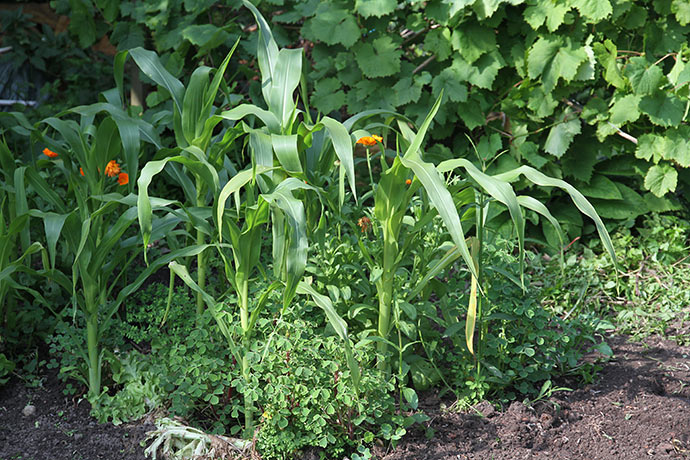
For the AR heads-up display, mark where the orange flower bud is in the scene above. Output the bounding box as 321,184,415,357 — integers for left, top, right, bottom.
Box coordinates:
105,160,121,177
80,168,85,176
43,148,58,158
357,216,372,233
355,135,383,146
406,179,412,185
117,172,129,185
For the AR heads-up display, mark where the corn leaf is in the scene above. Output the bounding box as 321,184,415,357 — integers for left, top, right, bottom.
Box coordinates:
493,165,617,269
438,158,525,287
398,92,479,281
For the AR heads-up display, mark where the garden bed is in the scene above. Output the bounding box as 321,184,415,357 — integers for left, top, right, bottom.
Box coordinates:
2,334,688,460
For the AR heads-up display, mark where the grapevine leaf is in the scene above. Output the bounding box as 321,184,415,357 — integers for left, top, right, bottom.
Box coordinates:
528,36,587,92
432,68,469,102
392,75,426,106
457,94,486,129
645,163,678,197
355,0,397,17
544,115,581,158
518,141,548,168
524,1,570,31
312,77,346,115
668,55,685,85
592,40,626,88
303,6,360,47
571,0,612,22
423,27,453,61
609,94,641,125
625,57,664,95
450,23,496,64
527,36,560,79
473,0,524,19
672,0,690,25
578,175,623,200
476,133,503,162
668,59,690,88
635,134,665,163
527,86,558,118
182,24,229,50
574,45,596,81
468,51,504,89
595,121,619,141
665,126,690,167
443,0,476,18
639,92,685,127
561,143,597,182
624,5,648,28
68,0,97,48
354,36,402,78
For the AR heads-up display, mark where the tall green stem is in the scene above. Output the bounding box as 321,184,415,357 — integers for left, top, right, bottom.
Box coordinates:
475,191,485,373
377,230,396,373
195,178,206,318
238,275,253,435
84,284,100,400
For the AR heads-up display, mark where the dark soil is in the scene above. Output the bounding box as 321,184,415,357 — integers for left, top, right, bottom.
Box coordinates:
0,371,152,460
382,335,690,460
1,334,688,460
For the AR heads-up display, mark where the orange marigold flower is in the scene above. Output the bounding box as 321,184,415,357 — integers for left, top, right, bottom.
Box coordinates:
43,148,58,158
79,168,85,176
357,216,372,233
355,135,383,146
405,179,412,185
105,160,121,177
117,172,129,185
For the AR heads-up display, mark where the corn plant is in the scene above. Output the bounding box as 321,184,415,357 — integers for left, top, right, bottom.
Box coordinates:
0,140,66,327
164,163,358,437
352,93,616,377
16,108,187,401
129,41,241,318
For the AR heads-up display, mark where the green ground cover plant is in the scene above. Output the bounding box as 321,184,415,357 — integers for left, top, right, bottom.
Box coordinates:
538,213,690,342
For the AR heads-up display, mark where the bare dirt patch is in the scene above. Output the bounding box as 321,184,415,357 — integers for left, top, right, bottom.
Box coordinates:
382,335,690,460
0,371,151,460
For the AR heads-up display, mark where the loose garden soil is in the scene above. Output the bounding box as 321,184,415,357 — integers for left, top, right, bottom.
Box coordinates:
1,334,688,460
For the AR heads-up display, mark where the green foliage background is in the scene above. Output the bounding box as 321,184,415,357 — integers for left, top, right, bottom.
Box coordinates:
44,0,690,245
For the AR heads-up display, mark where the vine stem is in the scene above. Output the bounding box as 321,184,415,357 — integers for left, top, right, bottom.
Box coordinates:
652,52,676,67
413,55,436,75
